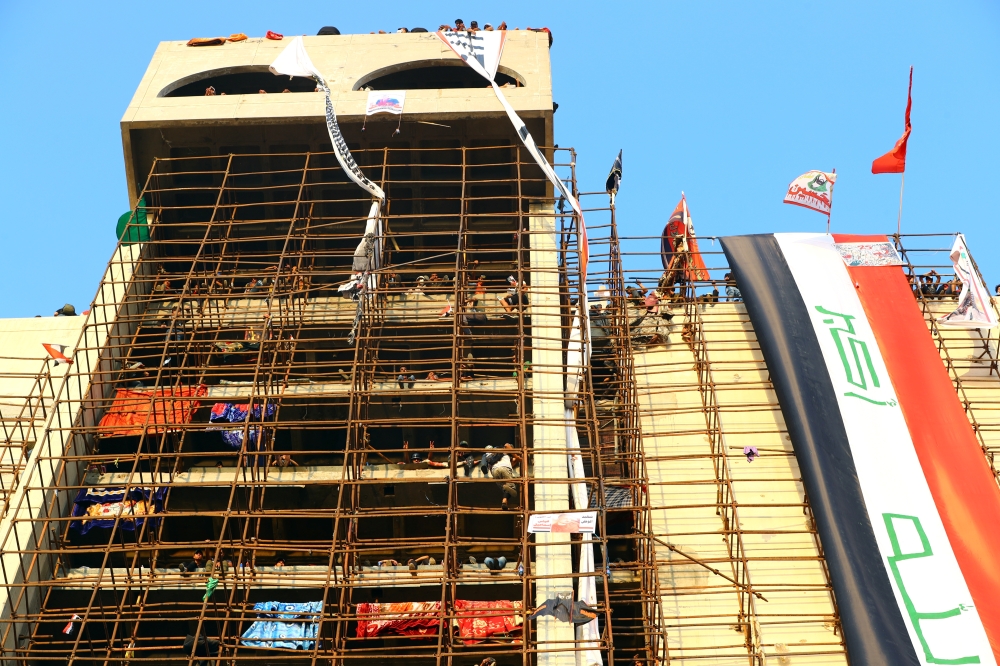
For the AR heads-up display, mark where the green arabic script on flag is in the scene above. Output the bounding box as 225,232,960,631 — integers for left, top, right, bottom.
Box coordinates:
815,306,896,406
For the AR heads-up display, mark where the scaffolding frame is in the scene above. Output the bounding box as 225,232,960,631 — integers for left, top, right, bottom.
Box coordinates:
0,146,665,666
0,357,61,518
611,230,1000,665
0,134,995,666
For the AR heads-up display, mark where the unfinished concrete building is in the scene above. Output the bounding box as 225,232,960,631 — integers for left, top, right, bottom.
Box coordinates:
0,27,998,666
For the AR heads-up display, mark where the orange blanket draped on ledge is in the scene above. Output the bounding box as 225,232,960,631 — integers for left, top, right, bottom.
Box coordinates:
98,386,207,437
453,600,523,645
355,602,441,639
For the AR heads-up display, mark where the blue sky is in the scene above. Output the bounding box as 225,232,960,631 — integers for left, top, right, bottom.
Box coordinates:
1,1,997,315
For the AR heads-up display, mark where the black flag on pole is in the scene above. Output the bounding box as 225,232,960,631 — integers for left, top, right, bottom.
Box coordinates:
605,150,623,196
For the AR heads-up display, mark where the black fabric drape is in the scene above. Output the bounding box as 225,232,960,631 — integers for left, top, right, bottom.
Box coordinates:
720,234,918,666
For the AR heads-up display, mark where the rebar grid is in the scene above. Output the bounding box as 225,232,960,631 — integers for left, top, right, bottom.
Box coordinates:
616,246,846,665
614,231,999,665
0,146,663,666
0,358,61,519
3,139,989,666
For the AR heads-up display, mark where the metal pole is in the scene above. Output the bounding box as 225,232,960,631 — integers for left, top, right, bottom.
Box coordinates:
897,172,906,236
828,168,836,235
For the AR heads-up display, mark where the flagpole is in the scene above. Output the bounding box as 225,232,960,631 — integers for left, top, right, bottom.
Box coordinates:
681,191,687,243
897,172,905,237
828,168,835,235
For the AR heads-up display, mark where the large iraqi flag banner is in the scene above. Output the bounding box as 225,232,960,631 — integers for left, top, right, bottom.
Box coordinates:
721,233,1000,666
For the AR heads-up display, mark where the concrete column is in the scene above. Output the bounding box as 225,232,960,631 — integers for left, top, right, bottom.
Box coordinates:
529,203,575,666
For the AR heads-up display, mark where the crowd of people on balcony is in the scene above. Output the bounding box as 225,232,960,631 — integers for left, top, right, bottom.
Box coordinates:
910,269,962,299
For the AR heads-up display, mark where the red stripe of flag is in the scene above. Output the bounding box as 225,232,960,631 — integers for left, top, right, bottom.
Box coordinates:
835,233,1000,657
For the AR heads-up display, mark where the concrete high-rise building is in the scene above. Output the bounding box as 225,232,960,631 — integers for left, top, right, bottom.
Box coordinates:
0,27,997,666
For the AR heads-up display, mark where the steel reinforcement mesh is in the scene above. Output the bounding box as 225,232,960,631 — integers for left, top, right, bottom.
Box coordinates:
0,146,666,666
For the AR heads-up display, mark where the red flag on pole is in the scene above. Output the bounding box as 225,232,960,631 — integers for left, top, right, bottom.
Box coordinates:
872,67,913,174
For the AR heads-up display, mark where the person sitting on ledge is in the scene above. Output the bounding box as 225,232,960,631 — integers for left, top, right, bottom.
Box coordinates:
499,276,529,317
407,276,427,295
484,556,507,573
723,273,742,302
397,366,415,389
407,555,435,574
466,554,507,572
273,454,299,468
180,549,205,574
458,441,478,477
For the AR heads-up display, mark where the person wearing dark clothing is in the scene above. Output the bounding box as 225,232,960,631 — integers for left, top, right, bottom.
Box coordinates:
468,554,506,570
462,298,488,324
499,276,529,316
484,556,507,572
920,270,941,298
938,276,959,298
625,285,646,306
459,441,477,477
182,634,219,666
54,304,77,316
179,549,205,574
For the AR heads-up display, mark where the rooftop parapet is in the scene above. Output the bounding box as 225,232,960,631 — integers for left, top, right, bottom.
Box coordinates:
121,32,554,203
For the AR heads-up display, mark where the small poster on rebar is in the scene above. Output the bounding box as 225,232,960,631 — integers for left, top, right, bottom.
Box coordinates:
527,511,597,534
366,90,406,115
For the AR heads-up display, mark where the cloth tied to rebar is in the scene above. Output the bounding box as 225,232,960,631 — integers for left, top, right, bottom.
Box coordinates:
270,38,385,346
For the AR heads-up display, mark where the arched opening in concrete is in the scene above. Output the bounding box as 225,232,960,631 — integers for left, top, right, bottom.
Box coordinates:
355,60,523,91
159,66,316,97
